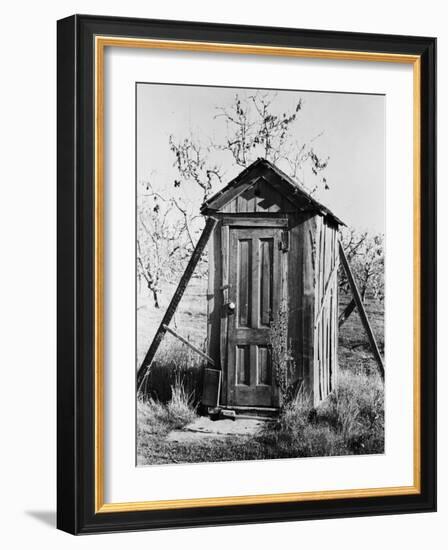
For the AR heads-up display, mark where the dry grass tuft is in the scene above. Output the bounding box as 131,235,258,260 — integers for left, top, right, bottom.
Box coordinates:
138,375,197,438
272,368,384,457
138,336,205,405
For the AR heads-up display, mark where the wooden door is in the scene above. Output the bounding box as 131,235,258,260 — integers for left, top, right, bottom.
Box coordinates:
226,227,282,408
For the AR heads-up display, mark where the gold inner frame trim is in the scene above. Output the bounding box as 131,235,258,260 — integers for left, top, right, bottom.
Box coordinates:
94,35,421,514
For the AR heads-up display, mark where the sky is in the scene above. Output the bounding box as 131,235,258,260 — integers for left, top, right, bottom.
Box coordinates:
137,83,385,234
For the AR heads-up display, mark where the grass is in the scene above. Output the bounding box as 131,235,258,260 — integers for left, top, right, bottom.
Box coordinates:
137,277,208,367
338,293,385,377
137,369,383,465
138,382,196,431
137,283,385,465
137,376,197,465
139,338,205,405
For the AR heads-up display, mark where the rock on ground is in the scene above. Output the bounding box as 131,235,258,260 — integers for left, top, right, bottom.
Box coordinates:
166,416,268,443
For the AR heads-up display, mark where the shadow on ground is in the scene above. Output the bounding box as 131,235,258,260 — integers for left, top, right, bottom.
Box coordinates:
26,510,56,528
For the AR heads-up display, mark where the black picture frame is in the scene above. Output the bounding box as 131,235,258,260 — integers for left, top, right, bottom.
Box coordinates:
57,14,436,535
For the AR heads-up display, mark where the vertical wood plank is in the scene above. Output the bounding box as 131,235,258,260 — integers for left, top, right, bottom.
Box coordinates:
328,298,331,395
288,214,316,396
207,224,224,369
252,236,259,333
320,220,326,303
221,224,230,403
246,192,256,212
325,321,328,398
333,234,339,389
325,311,329,397
237,195,246,213
327,289,333,393
322,312,326,399
312,221,342,401
332,286,337,390
288,216,302,382
313,216,322,405
272,231,281,323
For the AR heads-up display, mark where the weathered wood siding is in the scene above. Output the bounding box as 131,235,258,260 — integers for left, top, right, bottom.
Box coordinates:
206,221,222,367
209,213,339,408
287,213,317,395
221,177,297,214
312,217,339,405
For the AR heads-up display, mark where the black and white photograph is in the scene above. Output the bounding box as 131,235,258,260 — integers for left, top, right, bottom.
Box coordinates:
136,83,386,466
0,0,440,543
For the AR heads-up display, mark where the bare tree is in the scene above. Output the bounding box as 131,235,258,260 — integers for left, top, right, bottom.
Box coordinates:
170,91,330,198
339,228,384,326
137,181,193,308
139,90,332,308
215,92,299,167
169,135,223,202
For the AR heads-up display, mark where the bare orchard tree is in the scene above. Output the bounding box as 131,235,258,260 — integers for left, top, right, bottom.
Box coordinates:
139,91,331,309
338,228,385,326
137,180,194,308
169,91,330,202
214,92,302,168
169,134,223,202
216,92,329,193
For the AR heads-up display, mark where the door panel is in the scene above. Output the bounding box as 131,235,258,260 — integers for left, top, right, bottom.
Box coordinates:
236,345,250,385
237,239,252,327
259,238,274,326
257,346,271,385
227,227,282,408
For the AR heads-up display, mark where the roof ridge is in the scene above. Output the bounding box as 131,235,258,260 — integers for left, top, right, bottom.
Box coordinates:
200,158,344,225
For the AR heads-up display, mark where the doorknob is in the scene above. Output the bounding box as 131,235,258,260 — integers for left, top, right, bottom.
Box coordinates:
227,302,236,313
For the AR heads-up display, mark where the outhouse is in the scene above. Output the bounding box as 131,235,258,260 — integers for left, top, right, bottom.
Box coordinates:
201,158,344,410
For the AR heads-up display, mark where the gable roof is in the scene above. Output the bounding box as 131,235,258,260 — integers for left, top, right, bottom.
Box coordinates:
200,158,344,226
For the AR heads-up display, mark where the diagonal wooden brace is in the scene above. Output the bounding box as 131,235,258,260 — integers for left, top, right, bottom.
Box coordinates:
338,240,385,380
137,217,217,393
162,324,215,366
